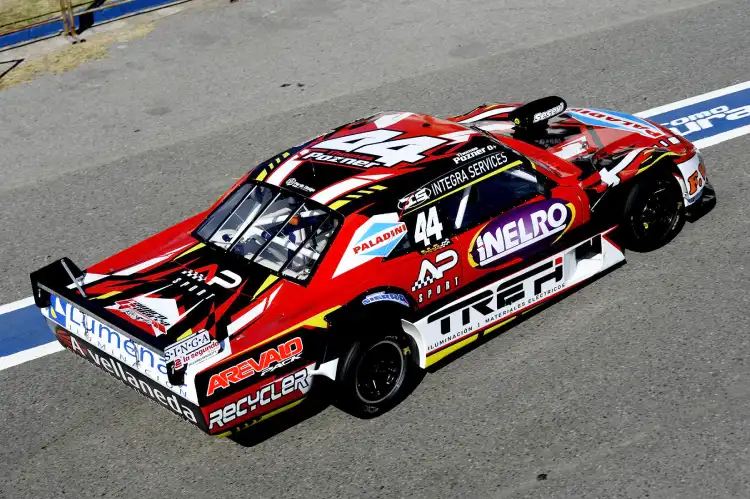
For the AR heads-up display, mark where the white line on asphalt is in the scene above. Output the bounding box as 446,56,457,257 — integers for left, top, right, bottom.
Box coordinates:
0,341,64,371
635,81,750,118
0,296,35,315
694,124,750,149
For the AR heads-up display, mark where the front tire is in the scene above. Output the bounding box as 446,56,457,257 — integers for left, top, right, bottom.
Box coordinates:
621,174,685,252
336,330,418,418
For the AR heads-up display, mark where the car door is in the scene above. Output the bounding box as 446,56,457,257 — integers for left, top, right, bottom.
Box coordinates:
447,161,579,285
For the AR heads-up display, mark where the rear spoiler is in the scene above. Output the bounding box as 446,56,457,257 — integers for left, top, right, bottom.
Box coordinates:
30,258,171,356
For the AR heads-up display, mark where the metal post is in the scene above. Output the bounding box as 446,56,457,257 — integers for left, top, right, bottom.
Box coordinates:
58,0,79,39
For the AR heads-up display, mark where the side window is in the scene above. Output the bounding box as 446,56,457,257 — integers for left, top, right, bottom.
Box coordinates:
455,165,543,230
391,193,466,257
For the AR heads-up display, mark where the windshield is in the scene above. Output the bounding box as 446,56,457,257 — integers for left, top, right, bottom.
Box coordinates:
195,182,341,282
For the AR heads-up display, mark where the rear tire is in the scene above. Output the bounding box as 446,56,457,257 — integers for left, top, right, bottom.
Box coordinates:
335,328,418,418
621,174,685,252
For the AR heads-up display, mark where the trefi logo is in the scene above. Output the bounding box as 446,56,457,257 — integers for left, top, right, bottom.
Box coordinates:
469,199,574,268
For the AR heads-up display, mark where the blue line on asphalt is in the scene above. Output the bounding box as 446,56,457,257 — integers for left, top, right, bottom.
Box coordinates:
0,305,53,357
644,87,750,143
1,81,750,369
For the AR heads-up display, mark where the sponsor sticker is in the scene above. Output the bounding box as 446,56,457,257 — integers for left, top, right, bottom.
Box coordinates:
333,213,408,277
165,330,220,370
469,199,573,268
568,108,666,138
533,102,565,123
207,366,312,431
352,222,408,257
362,292,410,307
421,256,565,352
285,177,316,193
206,337,303,396
108,298,171,336
43,295,179,390
55,328,201,426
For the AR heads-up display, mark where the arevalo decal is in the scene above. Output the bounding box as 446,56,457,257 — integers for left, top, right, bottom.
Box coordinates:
468,199,575,268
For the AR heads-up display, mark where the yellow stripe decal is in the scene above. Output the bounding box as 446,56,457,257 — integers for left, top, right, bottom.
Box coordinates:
174,242,205,260
252,275,279,299
282,152,290,158
256,169,268,181
176,329,193,341
425,334,478,367
345,194,362,199
358,189,373,195
242,306,342,355
483,316,516,336
254,398,304,424
637,152,679,174
328,199,350,211
369,185,387,191
92,291,121,300
405,160,523,215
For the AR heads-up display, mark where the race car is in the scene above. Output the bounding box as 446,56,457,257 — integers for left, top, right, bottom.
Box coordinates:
31,96,715,436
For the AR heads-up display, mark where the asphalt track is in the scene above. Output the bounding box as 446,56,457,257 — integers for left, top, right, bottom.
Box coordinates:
1,0,750,497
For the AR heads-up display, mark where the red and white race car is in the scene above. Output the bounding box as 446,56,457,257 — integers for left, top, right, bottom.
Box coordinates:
31,97,715,436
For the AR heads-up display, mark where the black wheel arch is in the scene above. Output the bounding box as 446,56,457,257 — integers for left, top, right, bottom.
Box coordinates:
588,153,684,225
323,286,418,365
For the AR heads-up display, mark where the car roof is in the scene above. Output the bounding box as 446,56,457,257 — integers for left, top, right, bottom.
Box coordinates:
247,112,532,217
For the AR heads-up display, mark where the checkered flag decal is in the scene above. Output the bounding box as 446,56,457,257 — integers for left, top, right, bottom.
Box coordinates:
412,275,435,292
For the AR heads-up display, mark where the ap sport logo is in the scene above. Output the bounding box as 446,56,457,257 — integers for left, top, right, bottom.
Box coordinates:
568,108,666,138
469,199,574,268
334,213,408,277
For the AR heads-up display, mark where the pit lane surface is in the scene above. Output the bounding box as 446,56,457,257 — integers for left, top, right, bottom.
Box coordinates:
2,0,749,497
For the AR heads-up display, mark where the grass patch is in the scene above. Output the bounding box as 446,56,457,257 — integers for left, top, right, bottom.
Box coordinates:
0,0,69,30
0,22,154,90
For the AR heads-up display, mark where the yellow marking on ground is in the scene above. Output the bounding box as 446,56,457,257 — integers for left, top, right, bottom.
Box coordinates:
425,334,478,367
92,291,121,300
174,242,205,260
328,199,351,211
252,275,279,299
405,160,523,215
